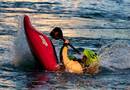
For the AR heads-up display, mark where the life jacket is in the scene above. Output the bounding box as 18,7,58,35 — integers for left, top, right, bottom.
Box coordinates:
60,45,83,74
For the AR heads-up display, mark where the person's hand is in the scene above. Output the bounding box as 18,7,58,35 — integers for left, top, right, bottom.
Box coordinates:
64,39,70,44
56,64,65,72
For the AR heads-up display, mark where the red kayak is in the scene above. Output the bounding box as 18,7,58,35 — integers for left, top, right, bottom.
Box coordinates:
24,15,59,71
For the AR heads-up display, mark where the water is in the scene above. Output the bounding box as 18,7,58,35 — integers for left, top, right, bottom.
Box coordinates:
0,0,130,89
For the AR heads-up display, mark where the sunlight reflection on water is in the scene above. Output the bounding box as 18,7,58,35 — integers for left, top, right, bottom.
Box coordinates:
0,0,130,89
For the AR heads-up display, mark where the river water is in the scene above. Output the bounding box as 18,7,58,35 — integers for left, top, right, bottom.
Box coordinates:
0,0,130,89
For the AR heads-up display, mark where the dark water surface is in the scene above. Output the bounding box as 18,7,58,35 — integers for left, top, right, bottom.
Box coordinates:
0,0,130,89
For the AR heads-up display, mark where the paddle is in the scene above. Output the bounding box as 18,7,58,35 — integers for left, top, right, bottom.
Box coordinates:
50,27,81,54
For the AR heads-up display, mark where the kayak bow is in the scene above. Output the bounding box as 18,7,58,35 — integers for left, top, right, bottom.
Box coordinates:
24,15,59,71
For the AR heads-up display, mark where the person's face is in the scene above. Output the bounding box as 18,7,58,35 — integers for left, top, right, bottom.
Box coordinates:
53,32,58,39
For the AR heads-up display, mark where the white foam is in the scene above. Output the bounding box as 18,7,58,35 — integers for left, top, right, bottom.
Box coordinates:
99,40,130,70
12,16,34,67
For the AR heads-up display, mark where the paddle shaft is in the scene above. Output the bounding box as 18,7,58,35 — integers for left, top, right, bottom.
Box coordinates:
62,38,81,55
50,27,81,54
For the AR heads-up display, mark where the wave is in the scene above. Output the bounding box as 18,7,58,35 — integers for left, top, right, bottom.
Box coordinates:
10,16,38,71
99,40,130,71
1,1,130,21
1,1,130,30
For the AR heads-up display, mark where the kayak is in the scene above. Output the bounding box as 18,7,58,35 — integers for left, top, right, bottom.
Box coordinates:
60,46,83,74
60,45,100,74
24,15,59,71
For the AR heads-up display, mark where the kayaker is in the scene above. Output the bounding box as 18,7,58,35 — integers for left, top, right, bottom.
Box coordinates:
50,27,100,74
61,39,100,74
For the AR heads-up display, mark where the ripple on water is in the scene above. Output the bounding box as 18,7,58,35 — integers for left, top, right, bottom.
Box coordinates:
0,0,130,89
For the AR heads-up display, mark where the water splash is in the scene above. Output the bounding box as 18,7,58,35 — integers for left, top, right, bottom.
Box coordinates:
99,40,130,70
12,16,36,70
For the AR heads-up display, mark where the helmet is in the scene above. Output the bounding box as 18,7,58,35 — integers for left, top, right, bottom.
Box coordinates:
82,49,98,66
50,27,63,40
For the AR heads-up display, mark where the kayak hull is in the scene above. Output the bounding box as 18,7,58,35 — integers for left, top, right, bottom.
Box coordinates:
24,15,59,71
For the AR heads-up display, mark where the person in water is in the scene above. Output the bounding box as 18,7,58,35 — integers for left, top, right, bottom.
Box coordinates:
50,27,100,74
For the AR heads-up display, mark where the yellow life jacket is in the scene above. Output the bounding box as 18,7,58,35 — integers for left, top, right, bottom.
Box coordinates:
61,46,83,74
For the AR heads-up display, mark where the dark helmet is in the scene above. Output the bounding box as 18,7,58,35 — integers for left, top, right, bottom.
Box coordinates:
50,27,63,40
